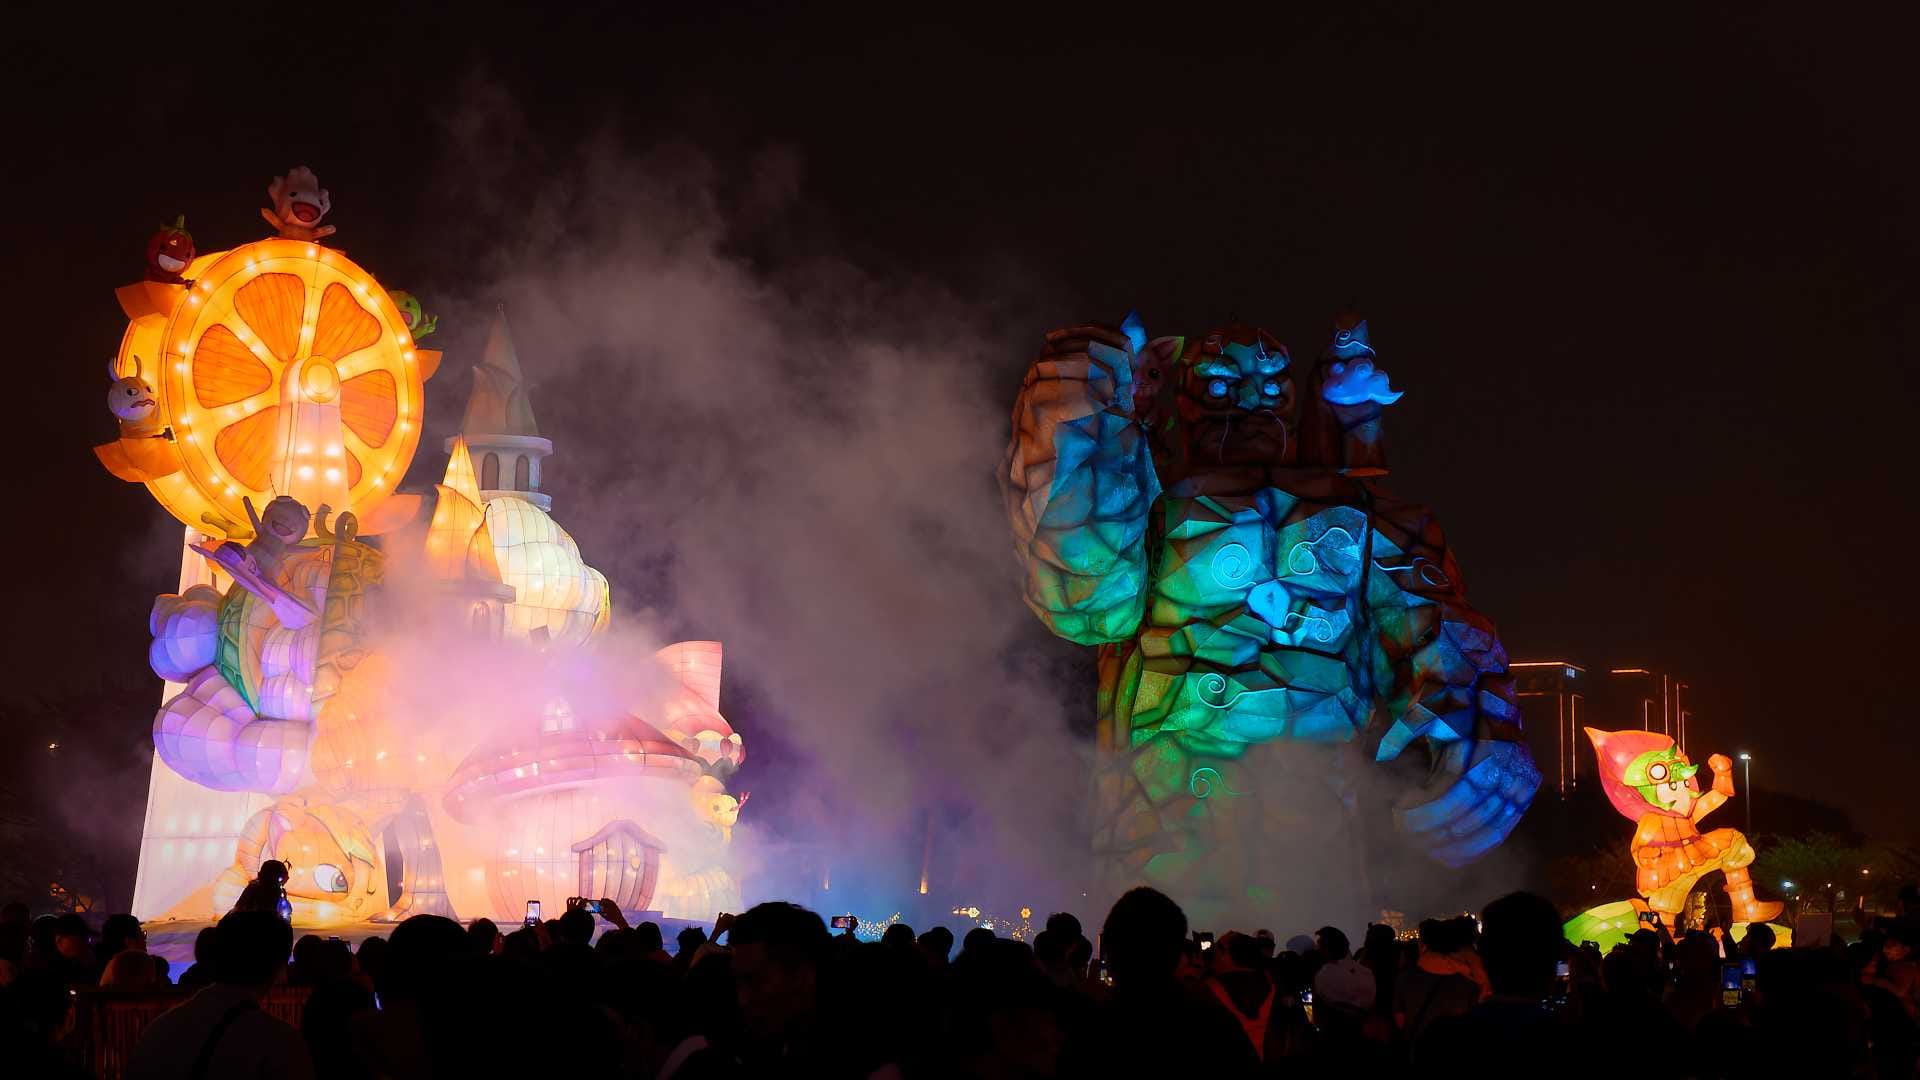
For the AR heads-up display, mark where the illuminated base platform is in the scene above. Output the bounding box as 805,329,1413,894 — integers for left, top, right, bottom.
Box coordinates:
1561,899,1792,954
143,914,714,969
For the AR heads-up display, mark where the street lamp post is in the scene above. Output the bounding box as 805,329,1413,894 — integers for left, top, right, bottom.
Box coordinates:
1738,752,1752,834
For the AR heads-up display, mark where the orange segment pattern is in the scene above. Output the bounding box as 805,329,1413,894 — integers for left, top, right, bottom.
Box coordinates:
192,325,273,409
233,272,305,362
340,370,398,447
213,406,281,492
314,283,382,362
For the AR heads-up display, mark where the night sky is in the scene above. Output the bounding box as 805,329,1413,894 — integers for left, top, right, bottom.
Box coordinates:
5,0,1914,896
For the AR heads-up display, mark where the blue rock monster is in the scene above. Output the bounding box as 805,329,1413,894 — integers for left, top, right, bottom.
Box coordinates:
1003,313,1539,924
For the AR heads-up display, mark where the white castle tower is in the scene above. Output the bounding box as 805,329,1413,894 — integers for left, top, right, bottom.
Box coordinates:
446,307,608,646
449,306,555,510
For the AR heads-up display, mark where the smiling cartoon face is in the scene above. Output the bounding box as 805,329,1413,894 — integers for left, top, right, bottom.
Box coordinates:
260,496,311,542
145,218,195,282
282,167,331,225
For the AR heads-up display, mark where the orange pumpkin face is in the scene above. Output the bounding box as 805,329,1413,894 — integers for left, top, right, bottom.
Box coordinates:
145,219,196,283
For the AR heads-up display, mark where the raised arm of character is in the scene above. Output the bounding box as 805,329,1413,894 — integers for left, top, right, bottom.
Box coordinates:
1001,322,1160,645
1693,753,1734,824
1366,497,1541,865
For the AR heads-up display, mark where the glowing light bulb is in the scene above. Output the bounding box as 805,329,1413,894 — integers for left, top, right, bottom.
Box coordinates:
298,465,314,479
324,467,341,482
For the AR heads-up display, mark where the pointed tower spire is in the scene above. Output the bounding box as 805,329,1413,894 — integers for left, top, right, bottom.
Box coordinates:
447,304,556,510
426,438,503,584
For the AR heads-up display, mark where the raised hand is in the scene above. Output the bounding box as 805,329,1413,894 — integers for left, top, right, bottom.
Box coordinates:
1397,739,1541,867
1002,323,1161,645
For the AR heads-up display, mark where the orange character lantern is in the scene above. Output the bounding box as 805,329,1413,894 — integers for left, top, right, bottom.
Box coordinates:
1585,727,1782,925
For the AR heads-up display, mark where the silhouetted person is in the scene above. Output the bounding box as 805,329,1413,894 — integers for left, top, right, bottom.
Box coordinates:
951,934,1063,1076
126,909,311,1080
1742,922,1775,960
177,926,219,988
880,921,917,954
353,914,495,1077
42,913,97,987
1312,925,1375,1014
467,916,501,956
1063,886,1258,1078
230,860,287,915
1046,911,1083,943
633,920,672,965
1418,891,1572,1076
98,913,147,968
301,972,375,1080
100,949,161,989
0,968,90,1079
354,934,388,990
962,925,996,957
1395,918,1481,1045
918,926,954,969
729,900,844,1072
1357,922,1400,1014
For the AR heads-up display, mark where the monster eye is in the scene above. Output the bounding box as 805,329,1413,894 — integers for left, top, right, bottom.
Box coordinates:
313,863,348,893
1207,378,1229,398
1262,380,1281,397
1647,762,1669,782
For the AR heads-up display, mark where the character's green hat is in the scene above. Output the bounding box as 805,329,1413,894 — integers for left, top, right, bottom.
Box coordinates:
1624,746,1698,806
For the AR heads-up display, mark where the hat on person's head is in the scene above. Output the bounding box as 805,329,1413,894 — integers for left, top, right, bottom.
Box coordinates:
1285,933,1316,955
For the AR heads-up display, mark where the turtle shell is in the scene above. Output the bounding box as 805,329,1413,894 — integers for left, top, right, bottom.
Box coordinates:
215,538,385,718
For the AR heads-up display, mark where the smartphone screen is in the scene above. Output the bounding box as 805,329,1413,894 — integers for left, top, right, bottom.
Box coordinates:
584,900,602,914
1195,931,1214,951
524,900,541,926
830,914,856,930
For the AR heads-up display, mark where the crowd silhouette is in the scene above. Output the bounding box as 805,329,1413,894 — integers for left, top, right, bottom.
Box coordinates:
0,880,1916,1078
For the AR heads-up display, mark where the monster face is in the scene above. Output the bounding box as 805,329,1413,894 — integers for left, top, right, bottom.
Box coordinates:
1167,326,1297,467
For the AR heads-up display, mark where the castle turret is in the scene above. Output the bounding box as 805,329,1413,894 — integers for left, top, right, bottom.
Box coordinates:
447,306,554,510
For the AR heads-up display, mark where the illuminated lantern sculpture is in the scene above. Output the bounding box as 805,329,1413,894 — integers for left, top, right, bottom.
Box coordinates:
145,216,195,284
1003,313,1539,924
1584,728,1783,927
99,235,440,534
122,177,750,928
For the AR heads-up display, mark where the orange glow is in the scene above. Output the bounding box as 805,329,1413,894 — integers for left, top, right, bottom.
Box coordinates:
104,238,431,536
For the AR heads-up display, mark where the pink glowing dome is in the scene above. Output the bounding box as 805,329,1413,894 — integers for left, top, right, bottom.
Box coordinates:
443,714,705,824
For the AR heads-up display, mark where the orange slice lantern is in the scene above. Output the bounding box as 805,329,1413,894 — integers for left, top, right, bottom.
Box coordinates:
111,239,439,536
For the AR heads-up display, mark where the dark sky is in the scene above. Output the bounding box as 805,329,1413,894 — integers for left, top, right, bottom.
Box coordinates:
5,0,1914,852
